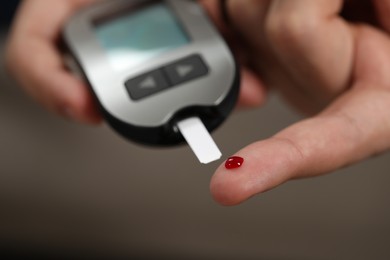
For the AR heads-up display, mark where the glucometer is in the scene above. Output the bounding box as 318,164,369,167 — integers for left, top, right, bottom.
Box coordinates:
63,0,239,164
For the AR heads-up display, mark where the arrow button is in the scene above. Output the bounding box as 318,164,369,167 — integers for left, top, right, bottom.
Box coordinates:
139,76,157,89
177,65,194,78
164,55,209,86
125,69,170,101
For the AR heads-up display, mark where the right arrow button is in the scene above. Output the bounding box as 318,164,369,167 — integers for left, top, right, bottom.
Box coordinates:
177,65,194,78
164,55,209,86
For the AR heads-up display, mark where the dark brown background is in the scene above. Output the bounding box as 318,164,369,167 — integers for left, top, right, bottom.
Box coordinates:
1,18,390,259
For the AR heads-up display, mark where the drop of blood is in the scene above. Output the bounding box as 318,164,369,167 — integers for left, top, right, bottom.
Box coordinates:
225,156,244,169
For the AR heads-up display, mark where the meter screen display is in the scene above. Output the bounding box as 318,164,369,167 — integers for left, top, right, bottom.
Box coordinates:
95,3,190,71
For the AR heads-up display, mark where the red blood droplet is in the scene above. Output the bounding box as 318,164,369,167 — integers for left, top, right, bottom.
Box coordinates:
225,156,244,170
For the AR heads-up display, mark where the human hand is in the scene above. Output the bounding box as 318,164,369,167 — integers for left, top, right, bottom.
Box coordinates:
5,0,267,124
204,0,390,205
5,0,102,124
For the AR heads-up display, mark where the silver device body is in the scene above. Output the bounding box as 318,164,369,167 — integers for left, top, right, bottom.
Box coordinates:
63,0,239,146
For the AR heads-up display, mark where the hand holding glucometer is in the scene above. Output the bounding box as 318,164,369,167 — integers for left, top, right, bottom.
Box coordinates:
9,0,385,206
63,0,240,164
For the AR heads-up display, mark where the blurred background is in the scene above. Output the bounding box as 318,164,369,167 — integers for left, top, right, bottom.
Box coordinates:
1,1,390,259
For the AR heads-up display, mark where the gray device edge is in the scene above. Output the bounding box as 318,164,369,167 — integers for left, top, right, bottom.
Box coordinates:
63,0,237,128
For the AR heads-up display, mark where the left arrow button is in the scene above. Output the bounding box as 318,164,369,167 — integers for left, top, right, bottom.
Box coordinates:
139,76,157,89
125,70,170,101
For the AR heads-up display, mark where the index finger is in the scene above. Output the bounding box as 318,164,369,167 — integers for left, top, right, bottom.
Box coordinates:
210,27,390,206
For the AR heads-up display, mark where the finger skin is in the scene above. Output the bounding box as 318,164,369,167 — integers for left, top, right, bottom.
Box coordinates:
211,26,390,206
226,0,322,114
199,0,268,108
212,87,390,206
373,0,390,32
237,69,267,108
5,0,101,124
266,0,354,105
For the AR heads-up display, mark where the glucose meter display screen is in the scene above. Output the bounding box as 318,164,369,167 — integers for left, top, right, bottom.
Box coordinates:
95,3,189,71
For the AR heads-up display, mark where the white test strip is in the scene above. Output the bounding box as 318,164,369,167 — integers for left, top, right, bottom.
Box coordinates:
177,117,222,164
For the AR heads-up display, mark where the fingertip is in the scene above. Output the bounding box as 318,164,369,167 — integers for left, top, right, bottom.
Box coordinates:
59,81,103,125
59,102,102,125
210,140,298,205
210,171,252,206
210,151,262,206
